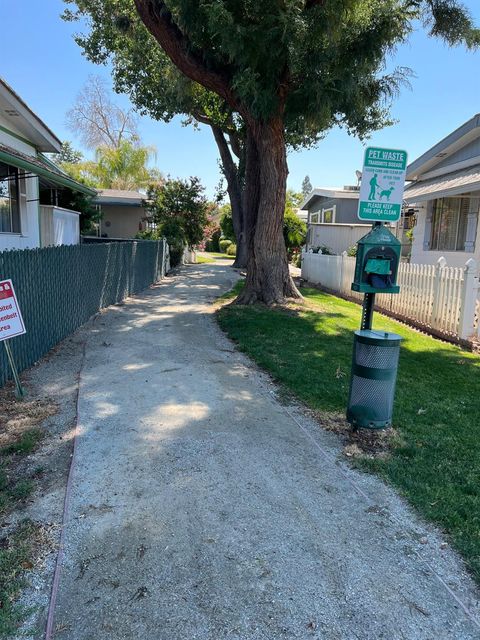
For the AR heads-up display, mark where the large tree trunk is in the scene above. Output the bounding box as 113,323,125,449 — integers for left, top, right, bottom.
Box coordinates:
210,125,247,268
240,127,260,268
133,1,298,304
236,118,301,305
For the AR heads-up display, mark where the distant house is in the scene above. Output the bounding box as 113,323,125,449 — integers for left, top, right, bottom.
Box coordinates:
404,114,480,268
0,78,95,251
94,189,151,239
301,186,371,254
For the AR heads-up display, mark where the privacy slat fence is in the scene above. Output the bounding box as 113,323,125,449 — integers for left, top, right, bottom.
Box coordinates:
302,251,480,342
0,239,168,386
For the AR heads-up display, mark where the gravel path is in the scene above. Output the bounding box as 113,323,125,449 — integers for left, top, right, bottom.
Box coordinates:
51,262,480,639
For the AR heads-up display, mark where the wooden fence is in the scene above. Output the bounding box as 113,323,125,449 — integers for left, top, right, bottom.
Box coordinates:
302,251,480,341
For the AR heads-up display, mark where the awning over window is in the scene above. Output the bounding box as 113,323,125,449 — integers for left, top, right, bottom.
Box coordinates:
404,165,480,203
0,143,97,197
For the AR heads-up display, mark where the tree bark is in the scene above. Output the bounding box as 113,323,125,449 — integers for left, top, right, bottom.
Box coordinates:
240,127,260,269
236,118,301,305
210,125,247,269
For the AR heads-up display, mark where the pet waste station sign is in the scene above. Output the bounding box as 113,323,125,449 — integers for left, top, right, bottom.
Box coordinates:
0,280,25,341
358,147,408,223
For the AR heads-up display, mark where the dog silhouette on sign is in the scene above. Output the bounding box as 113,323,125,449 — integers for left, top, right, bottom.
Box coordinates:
379,186,394,201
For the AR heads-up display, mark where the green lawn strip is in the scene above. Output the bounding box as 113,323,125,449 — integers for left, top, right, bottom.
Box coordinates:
196,255,216,264
204,252,235,259
217,285,480,582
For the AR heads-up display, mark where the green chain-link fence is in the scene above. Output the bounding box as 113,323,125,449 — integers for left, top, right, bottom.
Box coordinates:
0,239,168,386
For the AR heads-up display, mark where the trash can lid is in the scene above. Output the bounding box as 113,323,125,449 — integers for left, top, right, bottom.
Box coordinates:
354,329,403,345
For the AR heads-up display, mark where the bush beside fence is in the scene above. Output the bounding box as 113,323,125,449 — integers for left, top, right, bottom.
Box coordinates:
0,239,168,386
302,250,480,342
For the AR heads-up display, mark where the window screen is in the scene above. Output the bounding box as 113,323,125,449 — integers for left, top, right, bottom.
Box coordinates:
0,162,21,233
430,197,469,251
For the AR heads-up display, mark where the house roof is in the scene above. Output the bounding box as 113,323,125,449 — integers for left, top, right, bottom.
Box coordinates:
300,187,360,210
406,113,480,181
403,164,480,203
94,189,146,206
0,78,62,153
0,143,97,197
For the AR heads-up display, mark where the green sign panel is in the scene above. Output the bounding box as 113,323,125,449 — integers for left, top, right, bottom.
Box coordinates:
358,147,408,222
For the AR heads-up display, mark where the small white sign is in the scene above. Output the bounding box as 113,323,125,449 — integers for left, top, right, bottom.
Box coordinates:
0,279,26,341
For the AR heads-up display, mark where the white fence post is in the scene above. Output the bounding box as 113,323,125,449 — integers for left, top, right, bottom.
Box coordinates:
431,256,447,329
341,251,347,295
300,251,478,341
458,258,478,340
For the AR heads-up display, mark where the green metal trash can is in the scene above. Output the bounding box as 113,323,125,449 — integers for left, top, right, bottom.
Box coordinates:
347,330,402,429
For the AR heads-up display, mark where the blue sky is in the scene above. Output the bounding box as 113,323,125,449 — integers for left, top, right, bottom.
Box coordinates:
2,1,480,197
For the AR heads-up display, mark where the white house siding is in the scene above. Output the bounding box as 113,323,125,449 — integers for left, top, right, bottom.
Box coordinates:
0,114,41,250
434,137,480,171
410,200,480,269
308,223,372,254
0,113,37,156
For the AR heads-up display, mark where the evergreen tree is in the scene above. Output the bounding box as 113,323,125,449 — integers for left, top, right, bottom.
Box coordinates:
302,176,313,199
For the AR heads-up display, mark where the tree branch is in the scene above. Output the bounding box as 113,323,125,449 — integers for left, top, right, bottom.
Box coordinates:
133,0,243,114
191,110,214,127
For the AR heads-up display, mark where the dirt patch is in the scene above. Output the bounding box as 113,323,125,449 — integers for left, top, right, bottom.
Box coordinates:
0,332,87,639
0,389,58,449
309,409,403,459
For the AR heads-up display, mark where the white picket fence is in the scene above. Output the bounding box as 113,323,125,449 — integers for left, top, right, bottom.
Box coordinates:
301,251,480,341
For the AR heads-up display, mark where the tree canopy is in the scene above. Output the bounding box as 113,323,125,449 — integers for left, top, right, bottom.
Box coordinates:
130,1,478,133
64,0,479,304
59,139,161,190
146,176,209,248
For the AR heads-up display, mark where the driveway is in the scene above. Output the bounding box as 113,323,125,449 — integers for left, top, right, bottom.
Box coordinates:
51,262,480,639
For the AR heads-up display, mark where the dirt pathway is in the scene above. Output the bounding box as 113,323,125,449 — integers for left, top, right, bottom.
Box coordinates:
50,262,480,639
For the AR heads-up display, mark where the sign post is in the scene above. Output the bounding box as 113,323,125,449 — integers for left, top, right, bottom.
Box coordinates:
0,279,26,398
358,147,408,223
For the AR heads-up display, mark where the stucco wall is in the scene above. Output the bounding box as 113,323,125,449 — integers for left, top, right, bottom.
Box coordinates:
100,205,146,239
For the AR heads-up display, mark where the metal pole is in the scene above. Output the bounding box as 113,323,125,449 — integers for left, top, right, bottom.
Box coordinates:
3,340,26,399
359,221,382,331
361,292,376,330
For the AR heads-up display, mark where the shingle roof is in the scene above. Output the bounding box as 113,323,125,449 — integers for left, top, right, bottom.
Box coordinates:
404,165,480,203
97,189,145,200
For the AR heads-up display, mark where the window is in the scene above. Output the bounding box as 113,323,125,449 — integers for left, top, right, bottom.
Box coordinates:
310,206,336,224
321,207,335,223
430,197,469,251
0,162,21,233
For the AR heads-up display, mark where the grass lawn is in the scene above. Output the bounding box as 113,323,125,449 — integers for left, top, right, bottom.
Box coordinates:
196,254,216,264
205,251,235,259
217,283,480,582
